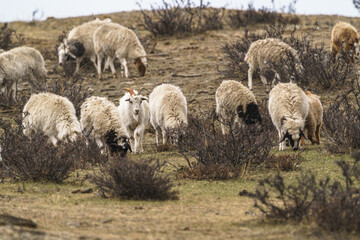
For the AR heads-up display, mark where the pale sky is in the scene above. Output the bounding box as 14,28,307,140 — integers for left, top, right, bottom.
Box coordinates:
0,0,359,22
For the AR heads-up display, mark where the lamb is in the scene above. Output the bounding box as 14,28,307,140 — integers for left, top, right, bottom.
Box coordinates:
300,91,323,146
118,88,150,153
0,46,46,105
22,92,81,146
149,84,187,145
215,80,262,134
330,21,359,63
268,82,309,151
80,96,131,155
244,38,303,91
58,18,112,74
93,22,147,79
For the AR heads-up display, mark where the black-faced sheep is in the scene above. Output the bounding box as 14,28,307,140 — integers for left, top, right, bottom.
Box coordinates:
268,82,309,151
149,84,187,145
22,92,81,146
330,21,359,63
244,38,303,91
215,80,262,134
118,88,150,153
93,22,147,79
0,46,46,105
80,96,131,155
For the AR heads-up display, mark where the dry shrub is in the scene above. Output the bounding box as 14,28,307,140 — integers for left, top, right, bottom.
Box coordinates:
92,158,178,200
265,154,301,171
227,4,298,29
248,154,360,233
0,23,24,50
199,7,225,32
176,107,275,180
323,81,360,153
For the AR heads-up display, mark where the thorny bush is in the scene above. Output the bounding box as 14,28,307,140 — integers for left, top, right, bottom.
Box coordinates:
323,80,360,153
0,23,24,50
92,157,179,200
247,153,360,233
176,107,275,180
0,117,106,183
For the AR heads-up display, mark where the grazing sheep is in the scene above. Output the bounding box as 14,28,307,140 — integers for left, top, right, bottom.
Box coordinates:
0,46,46,105
80,96,131,155
268,82,309,151
300,91,323,146
149,84,187,145
245,38,303,90
93,22,147,79
22,92,81,146
58,18,112,73
330,21,359,63
118,88,150,153
215,80,262,134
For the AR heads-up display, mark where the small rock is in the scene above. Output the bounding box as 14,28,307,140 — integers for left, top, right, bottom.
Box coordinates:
239,189,248,196
183,226,190,231
102,218,114,224
134,206,144,210
245,211,256,216
71,188,93,194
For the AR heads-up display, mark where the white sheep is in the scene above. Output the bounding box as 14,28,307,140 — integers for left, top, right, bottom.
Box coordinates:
268,82,309,151
22,92,81,146
80,96,131,155
93,22,147,79
215,80,262,134
330,21,359,63
149,84,187,145
58,18,112,74
0,46,46,105
118,88,150,153
244,38,303,90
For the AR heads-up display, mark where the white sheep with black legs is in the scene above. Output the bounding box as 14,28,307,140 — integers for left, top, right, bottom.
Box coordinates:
80,96,131,155
22,93,81,146
268,82,309,151
149,84,187,145
245,38,303,91
93,22,147,79
58,18,112,74
118,88,150,153
215,80,262,134
0,46,46,105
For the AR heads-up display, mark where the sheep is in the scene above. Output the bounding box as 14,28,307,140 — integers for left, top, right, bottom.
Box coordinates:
93,22,147,79
0,46,46,105
268,82,309,151
58,18,112,74
244,38,303,91
80,96,131,155
330,21,359,63
300,91,323,146
149,84,187,145
22,92,81,146
215,80,262,134
118,88,150,153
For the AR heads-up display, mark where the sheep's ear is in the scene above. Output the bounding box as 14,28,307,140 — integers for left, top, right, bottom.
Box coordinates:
125,98,130,102
237,105,244,117
141,96,148,101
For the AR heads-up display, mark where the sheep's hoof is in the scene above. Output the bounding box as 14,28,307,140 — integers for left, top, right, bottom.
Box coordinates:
113,73,118,78
98,74,103,80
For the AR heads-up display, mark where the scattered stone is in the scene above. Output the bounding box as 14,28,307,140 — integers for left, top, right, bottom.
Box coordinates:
183,226,190,231
134,206,144,210
0,214,37,228
102,218,114,224
239,189,249,196
71,188,93,194
245,211,256,216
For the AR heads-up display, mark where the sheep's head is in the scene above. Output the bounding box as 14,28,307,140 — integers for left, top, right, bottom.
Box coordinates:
237,102,262,125
134,57,147,76
123,88,148,118
168,120,187,144
58,39,85,65
348,37,360,61
105,130,132,157
280,117,306,151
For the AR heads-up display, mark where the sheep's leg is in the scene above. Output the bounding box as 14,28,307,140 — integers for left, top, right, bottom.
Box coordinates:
96,55,103,79
49,135,58,146
134,127,145,153
95,137,105,154
247,67,254,90
91,55,98,69
120,58,128,78
127,129,135,153
161,127,168,145
315,124,321,144
278,129,285,151
108,57,117,78
74,59,81,74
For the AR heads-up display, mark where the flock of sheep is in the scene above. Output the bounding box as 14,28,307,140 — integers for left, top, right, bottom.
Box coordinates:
0,18,358,155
